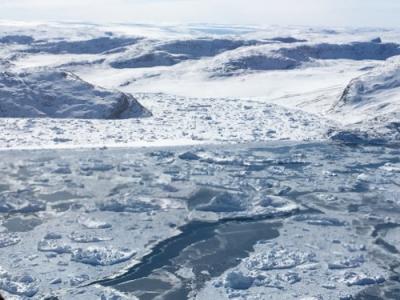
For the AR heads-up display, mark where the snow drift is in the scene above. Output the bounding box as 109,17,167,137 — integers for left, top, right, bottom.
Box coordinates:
0,69,151,119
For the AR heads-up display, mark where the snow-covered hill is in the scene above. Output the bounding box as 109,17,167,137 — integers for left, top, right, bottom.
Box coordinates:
334,56,400,118
325,56,400,143
0,69,150,119
0,22,399,147
209,40,400,76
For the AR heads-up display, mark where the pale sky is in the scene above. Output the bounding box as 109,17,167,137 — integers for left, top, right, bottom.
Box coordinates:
1,0,400,28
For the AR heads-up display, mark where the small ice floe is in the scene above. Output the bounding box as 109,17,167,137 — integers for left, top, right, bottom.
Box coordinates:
196,191,246,213
187,187,292,218
50,278,62,285
256,195,290,208
37,239,72,254
0,191,45,213
328,255,365,270
79,217,112,229
343,271,385,286
292,215,345,226
0,266,39,297
321,283,336,290
342,243,366,252
380,163,400,173
178,151,201,161
224,269,302,291
71,246,136,266
97,198,160,213
276,271,301,284
245,246,316,270
197,152,244,166
322,170,337,177
69,232,112,243
80,160,114,172
44,232,62,240
100,287,133,300
252,195,299,217
224,271,254,290
52,165,72,174
356,173,372,182
0,233,21,248
69,274,90,286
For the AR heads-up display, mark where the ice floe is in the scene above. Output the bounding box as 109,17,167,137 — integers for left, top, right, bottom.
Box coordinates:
71,246,136,266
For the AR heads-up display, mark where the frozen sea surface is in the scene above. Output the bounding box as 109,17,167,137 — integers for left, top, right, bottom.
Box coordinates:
0,141,399,299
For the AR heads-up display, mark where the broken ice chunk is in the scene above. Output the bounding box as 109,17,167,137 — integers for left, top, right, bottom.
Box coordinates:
0,191,45,213
37,239,72,254
69,274,90,286
80,160,114,172
97,198,159,213
69,232,112,243
195,191,246,212
178,151,201,161
225,271,254,290
79,217,112,229
344,272,385,286
0,267,38,297
0,233,21,248
246,246,316,270
328,255,365,270
292,215,345,226
71,246,136,266
44,232,62,240
277,271,301,284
